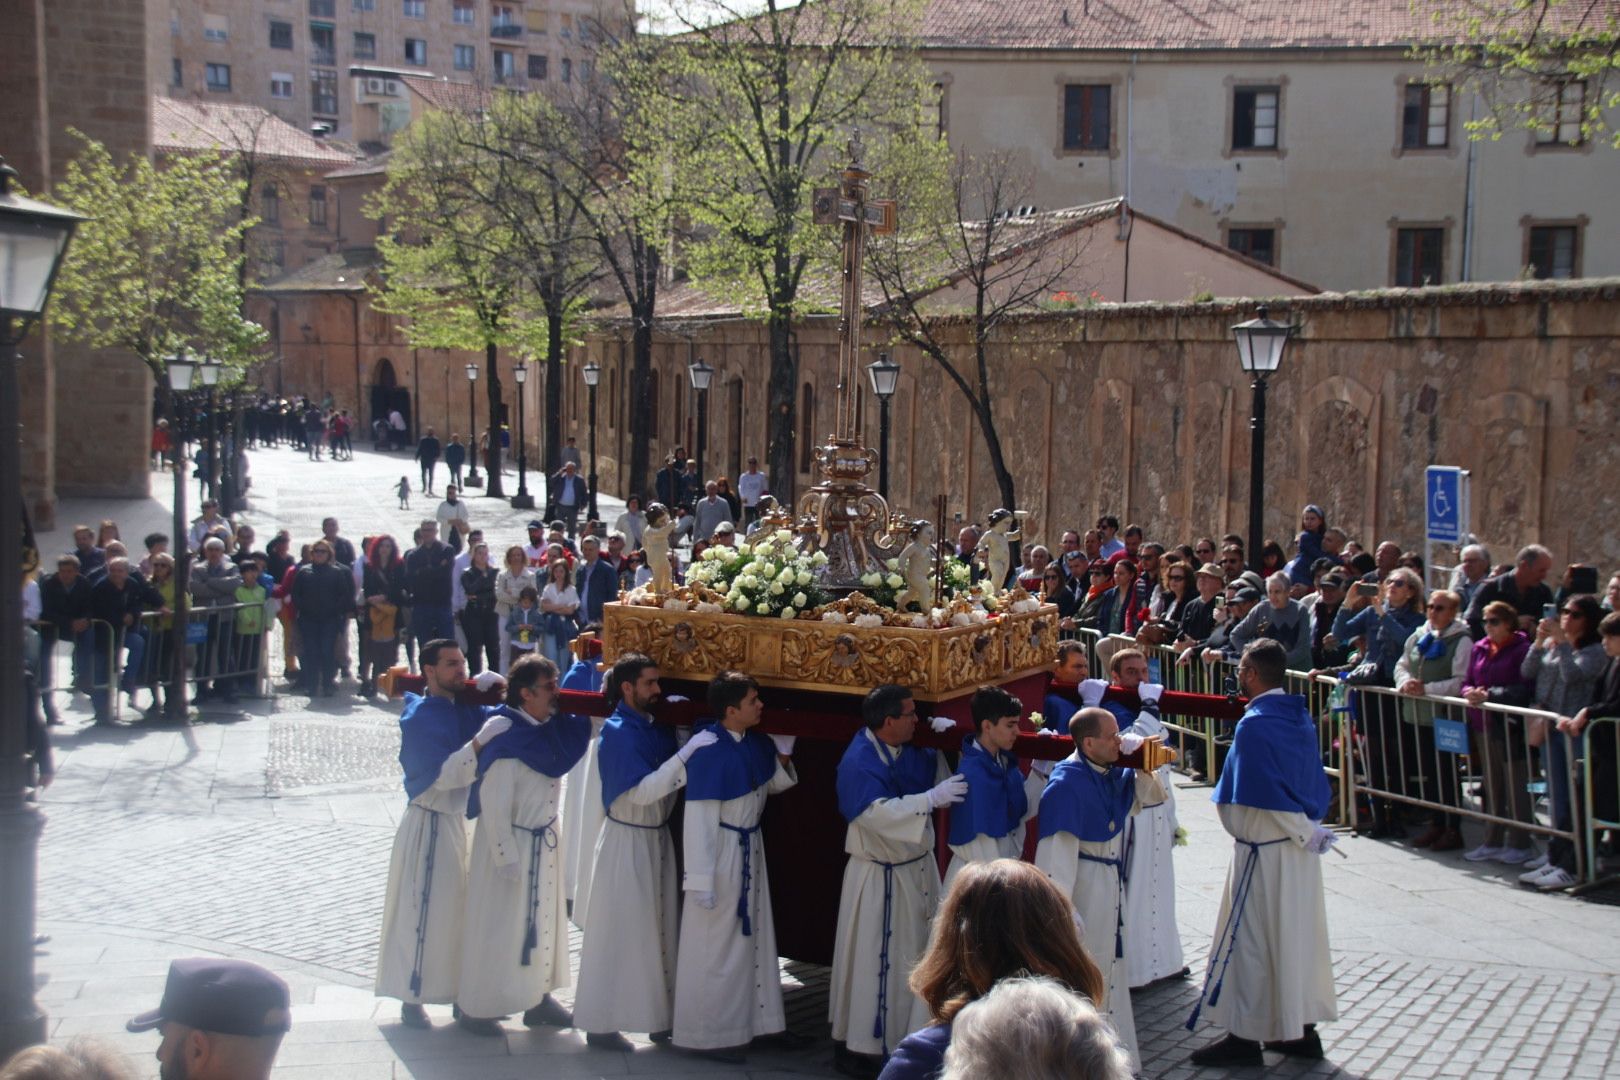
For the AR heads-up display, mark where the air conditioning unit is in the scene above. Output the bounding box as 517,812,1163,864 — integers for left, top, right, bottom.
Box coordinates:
383,79,401,96
366,77,386,94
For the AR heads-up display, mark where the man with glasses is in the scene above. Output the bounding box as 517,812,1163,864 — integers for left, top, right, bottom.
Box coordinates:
1219,546,1248,586
1097,516,1124,560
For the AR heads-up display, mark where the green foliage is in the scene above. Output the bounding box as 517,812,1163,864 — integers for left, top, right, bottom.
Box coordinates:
47,130,266,379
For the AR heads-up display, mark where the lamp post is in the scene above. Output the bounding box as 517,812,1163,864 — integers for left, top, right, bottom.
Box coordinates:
1231,305,1293,574
866,350,899,498
688,357,713,487
199,355,221,502
163,353,197,729
582,360,600,520
463,361,482,487
510,359,533,509
0,157,85,1060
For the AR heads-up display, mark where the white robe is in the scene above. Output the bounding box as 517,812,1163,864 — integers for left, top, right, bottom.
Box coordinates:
1194,803,1338,1043
942,764,1047,892
374,742,479,1003
570,751,687,1035
673,736,798,1050
562,714,606,917
829,733,947,1058
1119,704,1185,987
1034,760,1165,1071
457,757,569,1018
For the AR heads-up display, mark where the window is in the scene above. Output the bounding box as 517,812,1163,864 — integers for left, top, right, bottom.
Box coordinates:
268,19,292,49
798,384,815,473
1061,84,1110,151
205,63,231,92
1402,83,1450,149
455,43,476,70
492,4,519,35
171,58,183,87
270,72,294,99
353,31,375,58
930,82,948,140
528,53,547,80
310,22,336,65
1394,227,1444,287
561,57,571,83
493,48,516,81
311,69,338,115
404,37,427,65
1232,86,1280,150
204,13,229,41
309,0,335,15
309,186,329,228
526,7,547,32
454,0,476,24
1226,227,1277,267
1527,225,1579,279
352,0,375,9
403,0,425,17
1537,80,1585,145
261,184,280,224
560,12,573,37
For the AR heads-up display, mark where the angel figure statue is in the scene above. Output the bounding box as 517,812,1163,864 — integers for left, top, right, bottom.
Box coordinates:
642,502,677,594
892,520,937,613
974,508,1028,597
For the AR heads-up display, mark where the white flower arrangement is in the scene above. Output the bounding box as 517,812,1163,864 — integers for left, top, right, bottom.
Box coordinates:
1010,598,1040,614
793,591,808,608
821,610,849,624
853,613,884,629
779,607,797,619
694,601,723,614
662,598,690,612
886,573,904,589
950,612,974,627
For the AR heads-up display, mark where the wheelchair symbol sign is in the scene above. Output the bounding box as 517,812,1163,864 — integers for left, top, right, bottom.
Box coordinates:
1426,467,1464,543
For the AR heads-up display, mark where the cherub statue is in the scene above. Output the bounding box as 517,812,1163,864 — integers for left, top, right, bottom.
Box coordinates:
974,508,1027,597
893,520,936,613
642,502,677,594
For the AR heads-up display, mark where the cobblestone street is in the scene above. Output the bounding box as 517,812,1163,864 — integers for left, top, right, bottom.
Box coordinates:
28,445,1620,1078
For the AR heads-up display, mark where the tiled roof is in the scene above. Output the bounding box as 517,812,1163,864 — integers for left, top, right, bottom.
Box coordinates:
398,74,498,113
152,96,363,168
251,251,378,294
324,150,393,180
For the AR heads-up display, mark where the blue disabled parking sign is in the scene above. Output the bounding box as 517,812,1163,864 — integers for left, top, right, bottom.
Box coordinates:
1425,466,1466,544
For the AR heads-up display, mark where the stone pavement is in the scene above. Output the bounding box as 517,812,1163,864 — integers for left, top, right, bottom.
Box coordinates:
26,445,1620,1078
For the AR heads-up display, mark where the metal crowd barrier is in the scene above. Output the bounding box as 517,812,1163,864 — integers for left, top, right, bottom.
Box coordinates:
1583,716,1619,886
35,618,121,715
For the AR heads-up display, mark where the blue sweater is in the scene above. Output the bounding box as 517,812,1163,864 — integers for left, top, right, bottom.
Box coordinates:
1331,603,1426,679
878,1023,951,1080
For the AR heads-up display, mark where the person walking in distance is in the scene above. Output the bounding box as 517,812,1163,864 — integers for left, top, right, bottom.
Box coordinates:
416,427,442,496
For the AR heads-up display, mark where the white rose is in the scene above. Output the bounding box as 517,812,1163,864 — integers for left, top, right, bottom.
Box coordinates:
778,568,795,584
757,599,772,614
734,596,751,611
886,558,900,571
854,613,884,629
886,573,904,588
911,614,928,628
861,572,881,587
779,607,796,620
793,591,808,607
737,544,753,557
774,529,793,543
796,570,812,586
694,601,722,614
822,610,848,623
769,581,785,596
811,551,829,566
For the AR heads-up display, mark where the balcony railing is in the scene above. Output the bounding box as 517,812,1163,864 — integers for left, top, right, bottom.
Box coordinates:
491,22,524,38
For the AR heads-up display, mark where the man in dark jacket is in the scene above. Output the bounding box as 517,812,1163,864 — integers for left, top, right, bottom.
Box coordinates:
290,541,355,695
415,427,443,496
1465,544,1554,639
39,554,94,721
654,454,681,510
404,520,457,652
89,558,164,722
575,536,619,626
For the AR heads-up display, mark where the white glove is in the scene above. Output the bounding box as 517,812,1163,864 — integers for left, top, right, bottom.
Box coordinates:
677,728,721,764
1079,679,1109,708
927,773,969,809
769,733,797,756
693,890,717,910
1118,732,1145,755
928,716,957,734
1137,682,1164,705
1308,825,1338,856
1036,726,1061,737
1029,756,1057,779
474,713,512,748
495,860,521,882
473,670,507,692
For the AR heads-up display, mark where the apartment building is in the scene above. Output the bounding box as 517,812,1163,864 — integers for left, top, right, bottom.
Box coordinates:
161,0,617,144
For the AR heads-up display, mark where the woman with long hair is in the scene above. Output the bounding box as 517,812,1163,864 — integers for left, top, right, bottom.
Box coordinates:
358,535,406,696
495,544,537,674
141,553,176,718
540,557,580,665
459,542,500,676
878,859,1106,1080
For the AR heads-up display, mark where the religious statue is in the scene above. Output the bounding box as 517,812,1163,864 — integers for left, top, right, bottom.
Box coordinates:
974,508,1028,597
892,520,936,614
642,502,677,594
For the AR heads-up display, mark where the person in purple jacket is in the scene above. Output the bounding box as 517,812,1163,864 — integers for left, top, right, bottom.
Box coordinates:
1460,599,1536,865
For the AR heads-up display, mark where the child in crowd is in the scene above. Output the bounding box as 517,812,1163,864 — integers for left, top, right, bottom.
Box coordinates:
506,585,543,669
395,476,410,510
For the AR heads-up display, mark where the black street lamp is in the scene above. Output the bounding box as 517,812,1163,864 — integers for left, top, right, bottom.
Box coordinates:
866,350,899,498
0,157,85,1061
688,357,713,487
199,356,221,505
582,360,600,520
163,353,197,726
510,359,533,509
1232,306,1293,574
463,361,482,487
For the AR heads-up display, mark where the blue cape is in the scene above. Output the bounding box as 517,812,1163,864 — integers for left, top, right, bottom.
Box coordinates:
835,730,938,824
685,724,779,802
598,701,679,810
1043,691,1079,735
468,705,592,819
559,656,603,694
1037,756,1135,844
1212,692,1332,818
949,737,1029,846
398,692,488,802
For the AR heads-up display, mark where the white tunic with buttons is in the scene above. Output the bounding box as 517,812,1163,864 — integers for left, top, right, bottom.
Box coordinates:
673,733,798,1050
570,751,688,1035
561,713,606,921
456,755,569,1018
1119,703,1186,987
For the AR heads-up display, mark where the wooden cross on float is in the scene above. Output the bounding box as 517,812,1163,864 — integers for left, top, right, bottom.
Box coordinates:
812,130,897,446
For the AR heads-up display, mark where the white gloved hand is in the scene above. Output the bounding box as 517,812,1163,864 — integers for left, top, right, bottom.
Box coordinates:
927,773,969,809
665,694,689,704
1029,756,1057,779
769,733,797,756
495,860,521,882
1308,825,1339,856
1118,732,1145,755
1036,726,1061,737
474,713,512,747
928,716,957,734
677,728,721,764
1137,682,1164,705
1079,679,1109,708
473,670,507,692
693,890,718,910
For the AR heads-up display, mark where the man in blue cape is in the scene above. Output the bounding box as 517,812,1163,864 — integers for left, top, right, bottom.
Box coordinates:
943,684,1047,888
373,639,509,1030
1042,641,1090,732
1188,638,1338,1067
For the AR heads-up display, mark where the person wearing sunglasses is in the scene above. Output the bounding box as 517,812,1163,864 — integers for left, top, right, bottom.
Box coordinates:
1460,600,1536,866
1393,590,1473,852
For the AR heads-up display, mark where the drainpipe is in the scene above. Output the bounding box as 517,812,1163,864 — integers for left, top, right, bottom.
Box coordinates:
1125,52,1136,205
1461,92,1479,282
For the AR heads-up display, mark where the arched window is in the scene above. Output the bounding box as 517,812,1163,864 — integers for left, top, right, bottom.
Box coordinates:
798,382,815,473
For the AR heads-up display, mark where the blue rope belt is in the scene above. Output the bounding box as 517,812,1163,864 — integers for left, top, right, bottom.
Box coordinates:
606,811,670,830
717,819,763,936
516,816,559,967
1185,836,1290,1031
409,810,441,997
872,851,931,1053
1077,849,1126,959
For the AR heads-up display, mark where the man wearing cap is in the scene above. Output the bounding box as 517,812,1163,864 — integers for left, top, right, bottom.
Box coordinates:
375,639,511,1029
737,457,768,526
128,958,290,1080
523,520,549,569
1304,567,1350,669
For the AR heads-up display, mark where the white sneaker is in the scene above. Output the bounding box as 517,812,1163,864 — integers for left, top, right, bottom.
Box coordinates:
1493,847,1535,866
1464,844,1504,863
1535,866,1577,891
1519,864,1555,885
1524,852,1549,871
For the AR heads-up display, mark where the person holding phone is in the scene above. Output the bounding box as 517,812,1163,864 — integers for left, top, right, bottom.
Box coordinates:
1464,544,1555,640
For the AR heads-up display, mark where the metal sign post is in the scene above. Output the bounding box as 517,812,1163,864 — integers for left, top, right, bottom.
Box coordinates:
1424,465,1471,593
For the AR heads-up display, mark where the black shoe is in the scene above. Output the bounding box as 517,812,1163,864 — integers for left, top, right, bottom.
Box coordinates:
358,681,374,697
586,1031,634,1051
522,995,572,1028
1189,1034,1264,1067
832,1044,882,1079
456,1014,504,1037
400,1003,431,1029
648,1029,673,1044
1267,1026,1324,1059
752,1030,816,1050
685,1046,746,1064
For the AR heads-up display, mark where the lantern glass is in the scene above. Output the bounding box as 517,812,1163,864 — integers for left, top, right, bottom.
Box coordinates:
582,360,600,387
513,360,528,385
866,352,900,399
688,358,714,392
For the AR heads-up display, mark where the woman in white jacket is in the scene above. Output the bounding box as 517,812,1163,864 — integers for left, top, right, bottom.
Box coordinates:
494,545,537,675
